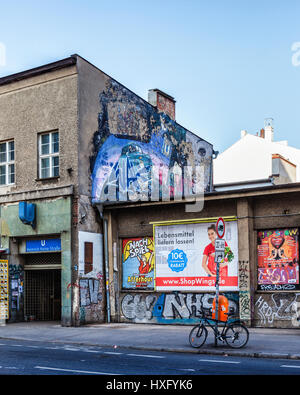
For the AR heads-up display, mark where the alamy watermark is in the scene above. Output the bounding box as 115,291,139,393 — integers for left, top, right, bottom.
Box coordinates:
0,42,6,67
97,164,206,213
291,42,300,67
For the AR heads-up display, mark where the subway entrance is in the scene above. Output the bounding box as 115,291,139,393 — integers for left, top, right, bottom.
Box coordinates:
24,253,61,321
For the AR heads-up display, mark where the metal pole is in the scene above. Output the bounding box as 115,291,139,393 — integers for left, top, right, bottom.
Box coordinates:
95,204,111,324
103,218,111,324
214,258,220,347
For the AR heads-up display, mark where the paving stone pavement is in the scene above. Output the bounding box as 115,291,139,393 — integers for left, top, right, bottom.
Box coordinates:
0,322,299,359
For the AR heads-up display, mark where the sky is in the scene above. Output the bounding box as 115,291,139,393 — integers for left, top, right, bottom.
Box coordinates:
1,0,300,153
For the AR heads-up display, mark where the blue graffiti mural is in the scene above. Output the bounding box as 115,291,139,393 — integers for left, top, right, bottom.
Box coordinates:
91,80,213,204
121,292,239,325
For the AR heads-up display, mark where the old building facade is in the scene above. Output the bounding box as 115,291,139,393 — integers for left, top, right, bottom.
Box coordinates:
0,54,214,327
0,55,299,329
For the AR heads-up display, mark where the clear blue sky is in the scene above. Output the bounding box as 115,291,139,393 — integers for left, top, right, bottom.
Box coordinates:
1,0,300,153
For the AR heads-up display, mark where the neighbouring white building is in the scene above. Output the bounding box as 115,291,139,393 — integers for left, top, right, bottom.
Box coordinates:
213,118,300,191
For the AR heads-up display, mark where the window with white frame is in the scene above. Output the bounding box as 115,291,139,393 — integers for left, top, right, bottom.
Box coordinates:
39,131,59,179
0,140,15,185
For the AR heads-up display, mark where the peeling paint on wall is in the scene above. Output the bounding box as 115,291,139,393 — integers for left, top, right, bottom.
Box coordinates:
79,278,104,323
91,80,213,204
9,264,24,321
254,293,300,328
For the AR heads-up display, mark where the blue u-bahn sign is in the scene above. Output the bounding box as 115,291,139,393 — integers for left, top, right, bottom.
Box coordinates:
26,239,61,252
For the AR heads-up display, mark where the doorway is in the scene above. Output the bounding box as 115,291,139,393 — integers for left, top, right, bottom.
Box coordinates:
24,269,61,321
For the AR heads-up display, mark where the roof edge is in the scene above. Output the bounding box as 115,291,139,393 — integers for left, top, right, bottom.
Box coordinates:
0,54,78,87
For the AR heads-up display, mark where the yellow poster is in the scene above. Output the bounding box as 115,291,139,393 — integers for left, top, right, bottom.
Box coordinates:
122,237,154,289
0,260,9,319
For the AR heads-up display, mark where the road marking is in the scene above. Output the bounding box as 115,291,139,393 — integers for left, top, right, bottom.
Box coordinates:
199,359,240,364
281,365,300,369
35,366,118,375
26,346,39,348
179,368,196,372
127,353,165,359
45,347,60,350
63,347,80,352
82,349,100,353
10,344,22,347
104,352,123,355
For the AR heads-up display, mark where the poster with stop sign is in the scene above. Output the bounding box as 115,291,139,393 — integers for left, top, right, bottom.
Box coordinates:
257,228,299,290
154,221,239,291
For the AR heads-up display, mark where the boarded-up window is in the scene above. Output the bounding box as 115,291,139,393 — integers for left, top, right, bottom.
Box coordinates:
84,242,93,274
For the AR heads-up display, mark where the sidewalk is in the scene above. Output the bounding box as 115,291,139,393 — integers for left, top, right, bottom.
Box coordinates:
0,321,299,360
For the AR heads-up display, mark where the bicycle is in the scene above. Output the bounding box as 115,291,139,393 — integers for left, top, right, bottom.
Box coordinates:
189,306,249,349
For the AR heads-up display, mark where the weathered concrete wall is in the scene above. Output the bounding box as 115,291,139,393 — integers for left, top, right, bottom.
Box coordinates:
115,199,237,239
254,293,300,328
8,240,25,322
0,65,79,195
78,277,105,323
120,291,239,324
0,65,79,326
253,192,300,230
72,57,109,324
236,198,255,326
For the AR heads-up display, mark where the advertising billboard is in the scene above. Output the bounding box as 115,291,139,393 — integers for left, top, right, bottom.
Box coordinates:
0,260,9,320
257,228,299,290
122,237,155,290
154,221,239,291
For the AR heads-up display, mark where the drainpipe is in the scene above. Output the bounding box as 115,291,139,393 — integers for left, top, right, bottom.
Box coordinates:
211,149,219,191
96,204,111,323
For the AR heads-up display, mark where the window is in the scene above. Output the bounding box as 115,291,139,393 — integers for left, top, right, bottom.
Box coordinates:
84,242,93,274
39,131,59,179
0,140,15,185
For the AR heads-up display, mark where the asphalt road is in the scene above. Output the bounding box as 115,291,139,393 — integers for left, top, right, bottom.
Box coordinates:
0,338,300,376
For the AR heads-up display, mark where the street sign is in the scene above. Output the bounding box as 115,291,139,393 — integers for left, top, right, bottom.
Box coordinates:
215,238,225,251
216,217,225,239
215,250,225,263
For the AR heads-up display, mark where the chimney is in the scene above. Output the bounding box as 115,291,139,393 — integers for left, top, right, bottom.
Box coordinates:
148,89,176,120
264,118,274,142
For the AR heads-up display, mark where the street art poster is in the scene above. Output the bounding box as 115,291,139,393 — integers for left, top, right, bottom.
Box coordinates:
78,232,103,278
257,228,299,290
122,237,155,289
154,221,239,291
0,260,9,319
90,79,213,205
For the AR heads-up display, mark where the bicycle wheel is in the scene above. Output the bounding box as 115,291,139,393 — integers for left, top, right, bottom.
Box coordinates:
224,323,249,349
189,324,208,348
